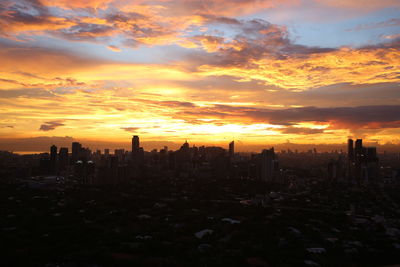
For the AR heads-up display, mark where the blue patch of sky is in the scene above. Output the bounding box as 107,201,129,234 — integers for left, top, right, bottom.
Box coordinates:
240,6,399,48
26,35,189,64
287,8,400,48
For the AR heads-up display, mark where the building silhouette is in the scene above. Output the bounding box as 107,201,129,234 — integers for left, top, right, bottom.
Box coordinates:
132,135,139,153
50,145,57,174
348,138,379,184
259,148,278,182
71,142,82,164
229,141,234,159
59,147,68,172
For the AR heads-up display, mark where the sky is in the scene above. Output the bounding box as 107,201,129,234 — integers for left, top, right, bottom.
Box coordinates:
0,0,400,151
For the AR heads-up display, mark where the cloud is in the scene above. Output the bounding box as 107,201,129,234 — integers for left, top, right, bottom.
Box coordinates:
0,0,76,37
39,121,65,131
41,0,113,10
347,18,400,31
120,127,141,132
316,0,400,10
54,23,116,41
195,37,400,90
171,104,400,130
107,45,121,52
382,34,400,40
279,127,325,135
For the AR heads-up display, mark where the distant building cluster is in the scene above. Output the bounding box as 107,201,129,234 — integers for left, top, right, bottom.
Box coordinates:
3,136,399,186
347,138,380,184
37,136,284,185
326,138,380,184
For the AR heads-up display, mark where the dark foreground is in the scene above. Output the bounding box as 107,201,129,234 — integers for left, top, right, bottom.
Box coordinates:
1,177,400,267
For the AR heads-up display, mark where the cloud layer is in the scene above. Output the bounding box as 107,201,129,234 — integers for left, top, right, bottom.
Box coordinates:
0,0,399,146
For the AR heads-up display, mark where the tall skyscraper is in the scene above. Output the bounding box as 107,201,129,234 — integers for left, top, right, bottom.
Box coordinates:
132,135,139,153
50,145,57,174
59,147,68,171
260,148,277,182
229,141,234,158
72,142,82,164
355,139,363,158
347,139,354,162
131,135,144,167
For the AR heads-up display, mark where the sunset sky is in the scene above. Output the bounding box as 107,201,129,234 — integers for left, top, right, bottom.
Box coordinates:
1,0,400,151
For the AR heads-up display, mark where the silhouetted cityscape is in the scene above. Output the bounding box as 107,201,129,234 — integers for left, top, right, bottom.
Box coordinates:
1,0,399,265
1,137,400,266
3,136,399,185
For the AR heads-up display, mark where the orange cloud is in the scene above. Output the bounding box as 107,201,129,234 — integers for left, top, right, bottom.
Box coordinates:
41,0,113,10
316,0,400,10
107,45,121,52
197,41,400,90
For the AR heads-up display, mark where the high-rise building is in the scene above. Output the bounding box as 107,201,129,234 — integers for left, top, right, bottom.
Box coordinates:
59,147,68,171
347,138,380,184
181,140,189,151
229,141,234,158
114,149,125,161
50,145,57,174
259,148,277,182
72,142,82,163
132,135,139,153
355,139,363,158
348,139,354,162
131,135,144,168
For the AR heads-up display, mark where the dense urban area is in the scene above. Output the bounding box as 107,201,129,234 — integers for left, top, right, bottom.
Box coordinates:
1,136,400,266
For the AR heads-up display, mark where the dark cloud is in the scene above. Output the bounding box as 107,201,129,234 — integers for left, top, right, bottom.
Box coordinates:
244,105,400,128
39,121,65,131
186,17,335,68
0,125,14,128
0,88,56,98
200,14,241,25
120,127,141,132
279,127,325,135
130,99,197,109
0,0,72,37
160,101,196,108
55,23,115,41
173,104,400,130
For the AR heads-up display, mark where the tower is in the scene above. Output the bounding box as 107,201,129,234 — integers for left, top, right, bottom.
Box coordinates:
72,142,82,163
59,147,68,171
50,145,57,174
229,141,234,159
355,139,363,159
260,148,276,182
132,135,139,153
347,139,354,162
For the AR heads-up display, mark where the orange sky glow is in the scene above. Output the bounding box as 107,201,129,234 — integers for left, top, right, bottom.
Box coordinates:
0,0,400,151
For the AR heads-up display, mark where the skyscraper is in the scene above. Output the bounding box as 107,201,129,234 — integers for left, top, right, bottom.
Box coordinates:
131,135,144,168
229,141,234,159
72,142,82,163
260,148,277,182
348,139,354,162
50,145,57,174
132,135,139,153
355,139,363,158
59,147,68,171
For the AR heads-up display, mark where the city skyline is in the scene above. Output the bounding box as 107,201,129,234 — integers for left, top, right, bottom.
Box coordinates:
3,134,400,154
1,0,400,148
